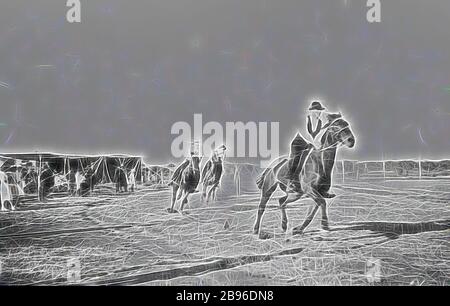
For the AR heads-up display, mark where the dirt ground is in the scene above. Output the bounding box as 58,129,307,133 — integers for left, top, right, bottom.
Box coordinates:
0,179,449,286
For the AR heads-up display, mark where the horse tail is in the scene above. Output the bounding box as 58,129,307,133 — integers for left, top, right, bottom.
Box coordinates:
256,167,271,190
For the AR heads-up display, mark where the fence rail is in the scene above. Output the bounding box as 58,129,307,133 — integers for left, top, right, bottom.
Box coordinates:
333,159,450,181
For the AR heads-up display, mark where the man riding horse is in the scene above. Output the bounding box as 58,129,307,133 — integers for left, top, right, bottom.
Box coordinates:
253,100,356,236
287,101,338,198
167,143,202,213
201,144,227,203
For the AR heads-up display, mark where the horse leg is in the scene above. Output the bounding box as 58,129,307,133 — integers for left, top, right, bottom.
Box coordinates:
292,195,324,235
177,187,183,200
207,183,218,204
280,192,304,208
206,186,214,204
213,187,217,201
180,192,190,213
211,187,216,202
320,200,330,231
278,184,289,232
253,183,278,235
201,184,207,202
168,185,179,213
279,192,304,232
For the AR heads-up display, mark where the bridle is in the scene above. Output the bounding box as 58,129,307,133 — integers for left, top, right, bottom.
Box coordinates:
318,119,352,152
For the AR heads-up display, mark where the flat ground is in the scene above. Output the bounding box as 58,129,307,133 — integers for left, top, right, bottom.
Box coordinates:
0,179,449,285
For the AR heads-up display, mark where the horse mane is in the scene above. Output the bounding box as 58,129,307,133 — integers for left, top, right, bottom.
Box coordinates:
320,113,346,148
326,112,342,122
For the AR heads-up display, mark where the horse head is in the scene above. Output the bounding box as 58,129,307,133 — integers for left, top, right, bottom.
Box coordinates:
322,114,355,149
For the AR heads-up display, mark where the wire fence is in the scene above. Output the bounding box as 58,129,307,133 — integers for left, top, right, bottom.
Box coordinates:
333,159,450,182
146,159,450,197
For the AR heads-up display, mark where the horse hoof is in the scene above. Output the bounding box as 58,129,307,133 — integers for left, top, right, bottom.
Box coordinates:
321,221,330,231
281,224,287,233
166,208,177,213
321,225,331,231
259,231,274,240
292,228,304,236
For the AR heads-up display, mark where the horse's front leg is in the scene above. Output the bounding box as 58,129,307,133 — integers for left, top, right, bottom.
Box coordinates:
206,187,211,204
278,184,289,232
168,185,179,213
292,194,326,235
180,192,190,213
201,184,207,202
206,183,218,204
320,199,330,231
213,187,217,201
292,194,325,235
206,186,213,204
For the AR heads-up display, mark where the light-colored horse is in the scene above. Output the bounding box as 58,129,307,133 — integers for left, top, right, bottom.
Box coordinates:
167,156,202,214
253,115,355,236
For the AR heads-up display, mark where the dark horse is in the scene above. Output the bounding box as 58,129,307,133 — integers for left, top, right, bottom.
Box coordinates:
253,114,356,236
167,155,202,213
201,146,226,204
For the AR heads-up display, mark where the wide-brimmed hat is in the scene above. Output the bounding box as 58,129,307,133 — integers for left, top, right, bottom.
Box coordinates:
309,101,326,111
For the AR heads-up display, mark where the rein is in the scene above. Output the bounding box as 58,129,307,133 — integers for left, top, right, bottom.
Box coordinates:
317,119,351,153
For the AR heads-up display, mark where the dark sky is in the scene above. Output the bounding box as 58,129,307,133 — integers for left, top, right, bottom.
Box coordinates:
0,0,449,163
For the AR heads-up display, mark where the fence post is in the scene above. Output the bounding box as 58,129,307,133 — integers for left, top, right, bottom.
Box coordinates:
234,165,241,196
356,162,360,181
38,155,42,202
65,157,70,192
342,160,345,183
140,158,143,184
418,158,422,180
382,160,386,181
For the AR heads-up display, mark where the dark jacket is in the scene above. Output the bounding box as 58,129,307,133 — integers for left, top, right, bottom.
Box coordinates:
307,116,323,140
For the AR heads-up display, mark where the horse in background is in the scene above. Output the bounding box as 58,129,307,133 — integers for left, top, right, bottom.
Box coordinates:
201,145,226,204
253,114,356,236
167,154,202,214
